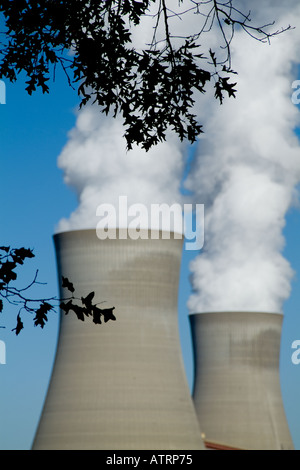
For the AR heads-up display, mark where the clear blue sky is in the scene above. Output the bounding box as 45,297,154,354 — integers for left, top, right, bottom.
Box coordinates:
0,64,300,450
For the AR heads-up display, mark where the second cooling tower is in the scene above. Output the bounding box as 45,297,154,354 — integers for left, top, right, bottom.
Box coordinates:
33,229,204,450
190,311,294,450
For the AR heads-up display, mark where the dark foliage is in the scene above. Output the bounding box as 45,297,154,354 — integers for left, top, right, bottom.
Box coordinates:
60,278,116,325
0,247,115,335
0,0,291,150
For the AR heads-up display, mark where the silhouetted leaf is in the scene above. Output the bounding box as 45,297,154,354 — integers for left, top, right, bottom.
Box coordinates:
209,49,217,67
102,307,116,323
14,248,34,259
62,276,75,293
0,261,17,283
12,247,35,265
12,314,24,336
34,301,53,328
60,299,74,314
70,303,85,322
81,291,95,308
92,306,103,325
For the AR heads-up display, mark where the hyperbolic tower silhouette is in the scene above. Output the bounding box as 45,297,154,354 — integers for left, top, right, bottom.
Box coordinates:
190,311,294,450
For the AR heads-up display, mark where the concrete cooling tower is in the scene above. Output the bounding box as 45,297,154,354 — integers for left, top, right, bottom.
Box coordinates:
32,229,204,450
190,311,294,450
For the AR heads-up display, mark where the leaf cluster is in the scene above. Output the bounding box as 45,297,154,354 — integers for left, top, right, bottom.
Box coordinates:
0,246,34,285
60,276,116,325
0,247,115,335
0,0,290,151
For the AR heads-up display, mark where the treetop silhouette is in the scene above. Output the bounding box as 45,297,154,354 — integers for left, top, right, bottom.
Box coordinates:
0,0,292,150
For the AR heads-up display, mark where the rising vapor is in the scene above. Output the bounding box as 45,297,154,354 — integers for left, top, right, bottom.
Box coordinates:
56,1,300,315
186,2,300,314
56,110,187,233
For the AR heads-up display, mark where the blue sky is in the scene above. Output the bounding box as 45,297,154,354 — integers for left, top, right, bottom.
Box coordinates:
0,59,300,450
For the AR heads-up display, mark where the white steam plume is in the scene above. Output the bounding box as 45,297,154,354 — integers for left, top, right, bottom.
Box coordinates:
56,110,187,234
186,2,300,314
55,1,210,235
56,1,300,315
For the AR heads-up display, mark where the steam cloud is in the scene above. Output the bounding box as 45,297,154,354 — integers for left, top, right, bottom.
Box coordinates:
186,3,300,314
56,1,300,315
56,112,187,233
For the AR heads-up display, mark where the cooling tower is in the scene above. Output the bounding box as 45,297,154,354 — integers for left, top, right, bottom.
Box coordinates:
33,229,204,450
190,311,293,450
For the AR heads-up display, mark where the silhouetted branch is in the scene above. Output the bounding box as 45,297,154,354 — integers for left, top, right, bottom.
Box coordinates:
0,1,293,150
0,247,116,335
